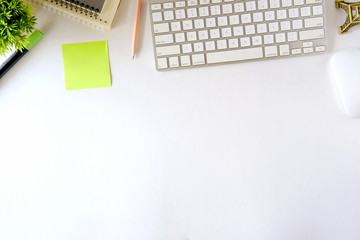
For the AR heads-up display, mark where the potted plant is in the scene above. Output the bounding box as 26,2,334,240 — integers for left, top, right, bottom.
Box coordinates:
0,0,36,56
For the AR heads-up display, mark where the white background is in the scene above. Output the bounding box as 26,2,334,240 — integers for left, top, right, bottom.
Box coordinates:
1,1,360,240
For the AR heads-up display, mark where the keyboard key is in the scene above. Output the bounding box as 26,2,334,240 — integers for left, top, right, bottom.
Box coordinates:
164,2,174,9
188,0,198,6
176,1,186,7
265,46,278,57
300,7,311,17
155,34,174,45
192,54,205,65
299,29,324,40
233,26,244,36
264,34,275,44
304,17,323,28
183,20,193,30
253,12,264,22
217,39,227,49
182,43,193,53
258,0,268,9
241,14,252,23
269,22,279,32
234,2,244,12
307,0,322,3
156,45,181,56
275,33,286,43
265,11,275,21
175,9,186,19
194,19,205,28
276,9,287,19
280,21,291,31
152,12,162,22
303,41,313,47
198,30,209,40
171,21,182,31
303,47,314,53
252,36,262,45
270,0,281,8
158,58,168,69
199,7,210,16
210,28,221,38
200,0,210,4
222,4,233,14
221,27,232,37
294,0,304,5
245,25,256,35
206,17,216,27
187,8,198,18
312,5,323,15
210,5,221,15
187,31,197,41
229,15,240,25
194,42,204,52
292,19,303,29
240,37,251,47
246,1,256,11
279,44,290,55
164,11,174,20
154,23,169,33
228,38,239,48
288,8,299,18
287,31,298,41
169,56,179,67
151,4,161,10
256,23,266,33
205,41,216,51
207,47,263,64
218,16,228,26
282,0,292,7
315,45,326,52
180,55,191,66
292,48,302,54
175,33,186,42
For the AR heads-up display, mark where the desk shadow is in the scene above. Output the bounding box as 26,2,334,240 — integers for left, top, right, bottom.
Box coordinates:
112,0,147,57
114,0,131,27
136,0,147,58
34,8,57,36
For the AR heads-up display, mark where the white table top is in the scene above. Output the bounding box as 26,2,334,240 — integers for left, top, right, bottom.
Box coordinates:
1,1,360,240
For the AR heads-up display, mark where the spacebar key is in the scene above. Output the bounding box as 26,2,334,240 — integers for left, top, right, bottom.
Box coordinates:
206,47,263,64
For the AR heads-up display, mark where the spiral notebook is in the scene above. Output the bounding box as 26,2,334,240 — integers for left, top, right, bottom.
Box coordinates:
27,0,121,30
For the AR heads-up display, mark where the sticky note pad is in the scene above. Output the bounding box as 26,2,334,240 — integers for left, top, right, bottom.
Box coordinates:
62,41,111,90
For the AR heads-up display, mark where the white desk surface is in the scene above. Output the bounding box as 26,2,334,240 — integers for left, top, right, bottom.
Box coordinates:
1,1,360,240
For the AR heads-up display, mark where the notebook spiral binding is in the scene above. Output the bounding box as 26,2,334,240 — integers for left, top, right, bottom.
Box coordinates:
27,0,121,30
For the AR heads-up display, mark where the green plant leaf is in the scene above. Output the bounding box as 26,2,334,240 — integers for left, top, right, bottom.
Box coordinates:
0,0,37,56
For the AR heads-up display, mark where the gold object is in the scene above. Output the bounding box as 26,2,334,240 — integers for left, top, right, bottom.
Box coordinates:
336,0,360,34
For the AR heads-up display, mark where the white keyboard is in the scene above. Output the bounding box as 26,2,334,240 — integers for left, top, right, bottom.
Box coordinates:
149,0,327,71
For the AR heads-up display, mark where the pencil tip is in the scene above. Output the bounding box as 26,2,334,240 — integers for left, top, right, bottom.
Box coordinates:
132,55,135,59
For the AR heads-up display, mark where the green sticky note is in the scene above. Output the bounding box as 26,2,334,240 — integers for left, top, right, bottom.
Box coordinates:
61,41,111,90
